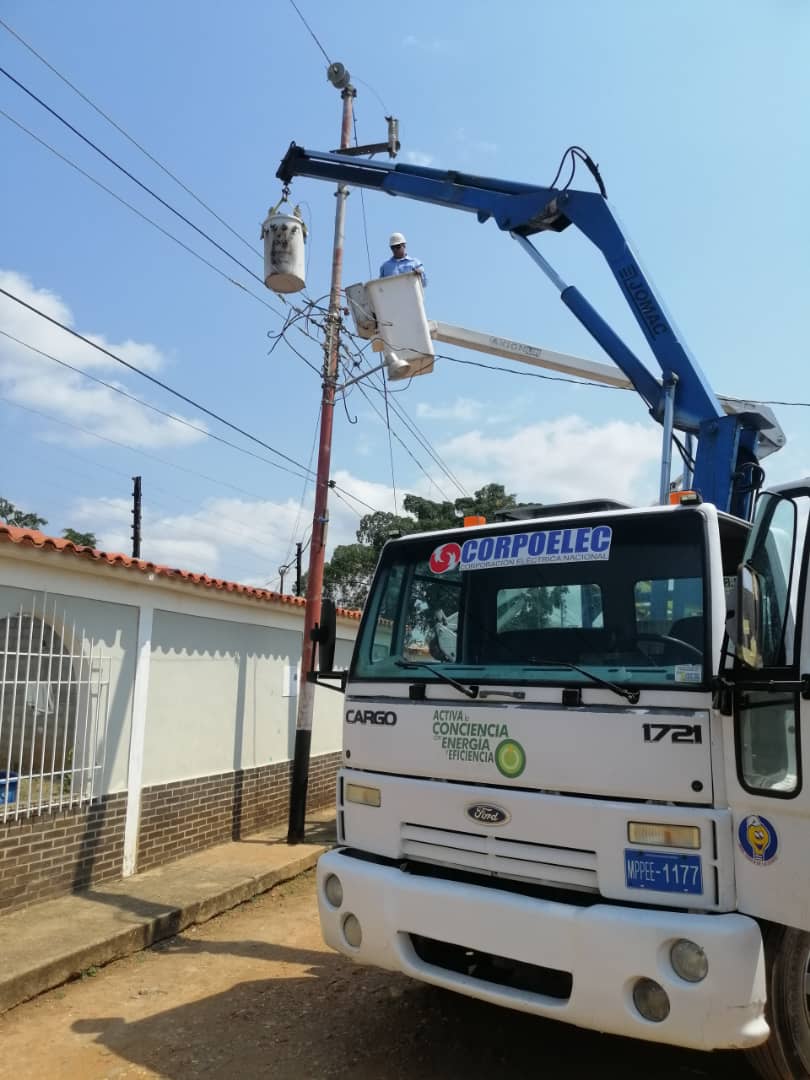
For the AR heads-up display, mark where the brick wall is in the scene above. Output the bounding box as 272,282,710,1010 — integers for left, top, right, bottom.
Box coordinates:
0,793,127,914
137,751,341,873
0,751,340,913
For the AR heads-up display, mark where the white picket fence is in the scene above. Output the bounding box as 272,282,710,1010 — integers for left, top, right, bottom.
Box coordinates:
0,594,110,822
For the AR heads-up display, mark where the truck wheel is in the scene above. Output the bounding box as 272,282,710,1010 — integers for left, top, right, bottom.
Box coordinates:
746,924,810,1080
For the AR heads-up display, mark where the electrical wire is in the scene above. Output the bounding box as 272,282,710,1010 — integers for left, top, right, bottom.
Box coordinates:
438,352,629,391
282,404,321,566
548,145,607,197
0,328,315,481
340,337,469,497
0,109,286,318
286,0,331,64
0,66,266,287
0,285,317,478
21,441,293,573
0,16,260,258
0,394,308,497
352,378,455,503
380,367,399,514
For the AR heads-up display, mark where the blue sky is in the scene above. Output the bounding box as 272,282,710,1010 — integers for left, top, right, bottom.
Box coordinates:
1,1,808,587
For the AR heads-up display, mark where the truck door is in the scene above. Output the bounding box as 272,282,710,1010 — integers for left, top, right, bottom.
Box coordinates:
726,487,810,931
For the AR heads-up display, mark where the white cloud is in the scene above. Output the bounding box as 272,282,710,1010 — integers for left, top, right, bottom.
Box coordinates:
455,127,498,157
405,150,434,167
68,470,404,588
438,415,661,506
402,34,454,54
416,397,483,422
0,269,206,449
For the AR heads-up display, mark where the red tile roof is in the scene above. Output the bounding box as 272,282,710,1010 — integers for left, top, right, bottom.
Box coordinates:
0,525,361,619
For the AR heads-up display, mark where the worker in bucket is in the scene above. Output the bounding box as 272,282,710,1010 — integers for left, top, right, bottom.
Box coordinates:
380,232,427,286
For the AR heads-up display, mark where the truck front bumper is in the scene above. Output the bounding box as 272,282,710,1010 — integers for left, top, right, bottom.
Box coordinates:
317,849,768,1052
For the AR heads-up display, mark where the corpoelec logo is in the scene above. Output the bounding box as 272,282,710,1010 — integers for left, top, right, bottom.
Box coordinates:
432,710,527,779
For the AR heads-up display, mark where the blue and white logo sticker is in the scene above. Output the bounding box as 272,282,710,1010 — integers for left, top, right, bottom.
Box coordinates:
738,814,779,865
430,526,612,574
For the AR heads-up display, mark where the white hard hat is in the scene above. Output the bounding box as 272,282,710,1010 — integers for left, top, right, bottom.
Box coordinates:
389,232,406,246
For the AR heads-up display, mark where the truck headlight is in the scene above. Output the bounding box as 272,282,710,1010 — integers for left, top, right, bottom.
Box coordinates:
670,939,708,982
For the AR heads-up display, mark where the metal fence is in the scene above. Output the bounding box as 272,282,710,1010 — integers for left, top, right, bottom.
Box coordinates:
0,594,110,822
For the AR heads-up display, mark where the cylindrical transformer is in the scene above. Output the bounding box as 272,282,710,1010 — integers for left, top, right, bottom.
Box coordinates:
261,209,306,293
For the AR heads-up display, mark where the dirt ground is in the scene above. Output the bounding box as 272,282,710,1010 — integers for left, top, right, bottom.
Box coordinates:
0,871,758,1080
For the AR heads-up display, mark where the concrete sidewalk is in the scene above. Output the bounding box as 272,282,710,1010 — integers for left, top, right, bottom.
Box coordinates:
0,811,335,1013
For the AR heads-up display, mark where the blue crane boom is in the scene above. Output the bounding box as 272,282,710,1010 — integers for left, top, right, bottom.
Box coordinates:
277,143,774,519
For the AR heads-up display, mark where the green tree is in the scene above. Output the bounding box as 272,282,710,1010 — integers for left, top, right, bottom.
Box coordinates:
62,529,98,548
322,483,520,609
0,497,48,531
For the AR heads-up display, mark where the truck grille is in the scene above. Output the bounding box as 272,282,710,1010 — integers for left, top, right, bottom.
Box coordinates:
409,934,572,1001
400,822,598,893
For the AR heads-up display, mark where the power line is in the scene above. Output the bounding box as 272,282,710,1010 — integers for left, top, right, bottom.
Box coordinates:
343,343,469,497
439,352,631,391
0,16,260,258
0,65,264,287
0,109,285,318
282,403,321,567
3,105,332,386
0,394,309,500
286,0,332,64
352,377,455,503
0,328,316,482
21,442,290,574
380,369,398,514
0,285,317,478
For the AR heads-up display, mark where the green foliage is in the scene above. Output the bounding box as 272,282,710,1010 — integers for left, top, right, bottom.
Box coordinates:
323,484,520,609
62,529,98,548
0,497,48,531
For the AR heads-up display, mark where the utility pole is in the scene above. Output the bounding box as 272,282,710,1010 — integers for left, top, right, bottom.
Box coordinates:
295,541,303,597
131,476,142,559
287,63,355,843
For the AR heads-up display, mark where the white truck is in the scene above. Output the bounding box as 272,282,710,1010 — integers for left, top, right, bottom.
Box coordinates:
275,142,809,1076
314,489,810,1078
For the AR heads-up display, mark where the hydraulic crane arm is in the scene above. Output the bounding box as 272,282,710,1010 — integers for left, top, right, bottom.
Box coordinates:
277,143,775,518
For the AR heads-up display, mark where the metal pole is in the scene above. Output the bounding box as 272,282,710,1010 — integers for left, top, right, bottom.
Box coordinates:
288,77,355,844
295,542,303,597
659,374,678,504
278,566,287,595
131,476,142,558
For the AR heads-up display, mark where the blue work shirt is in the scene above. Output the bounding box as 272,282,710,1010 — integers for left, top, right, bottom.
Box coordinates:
379,255,427,286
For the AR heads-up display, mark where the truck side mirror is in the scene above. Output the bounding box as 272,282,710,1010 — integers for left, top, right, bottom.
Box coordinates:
735,563,763,669
315,598,337,672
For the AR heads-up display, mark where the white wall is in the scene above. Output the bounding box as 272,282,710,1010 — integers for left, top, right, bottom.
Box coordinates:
0,542,358,793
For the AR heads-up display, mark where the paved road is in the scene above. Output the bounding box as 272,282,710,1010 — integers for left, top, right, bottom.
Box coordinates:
0,871,758,1079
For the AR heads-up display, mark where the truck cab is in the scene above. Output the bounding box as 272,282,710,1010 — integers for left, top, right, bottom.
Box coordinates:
316,490,810,1078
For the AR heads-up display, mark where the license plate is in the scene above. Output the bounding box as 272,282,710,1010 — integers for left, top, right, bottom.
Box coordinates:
624,849,703,895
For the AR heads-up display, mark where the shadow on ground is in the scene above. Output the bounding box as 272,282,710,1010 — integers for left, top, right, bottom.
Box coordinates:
71,931,758,1080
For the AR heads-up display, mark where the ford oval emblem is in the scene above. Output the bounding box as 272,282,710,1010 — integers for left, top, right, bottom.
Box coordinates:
465,802,511,827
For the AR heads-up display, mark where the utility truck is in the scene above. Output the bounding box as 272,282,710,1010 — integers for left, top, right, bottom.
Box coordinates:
277,143,810,1078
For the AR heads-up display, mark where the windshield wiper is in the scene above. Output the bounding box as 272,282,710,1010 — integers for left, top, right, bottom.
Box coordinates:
395,660,479,699
522,659,640,704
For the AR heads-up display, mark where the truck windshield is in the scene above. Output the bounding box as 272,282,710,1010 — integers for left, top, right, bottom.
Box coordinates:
352,510,708,690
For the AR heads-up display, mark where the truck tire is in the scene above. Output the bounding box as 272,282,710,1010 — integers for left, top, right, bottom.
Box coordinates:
746,924,810,1080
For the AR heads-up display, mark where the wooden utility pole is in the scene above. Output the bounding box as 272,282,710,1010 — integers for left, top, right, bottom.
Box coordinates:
287,66,355,843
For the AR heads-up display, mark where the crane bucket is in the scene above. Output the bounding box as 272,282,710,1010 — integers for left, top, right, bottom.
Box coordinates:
349,272,435,381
